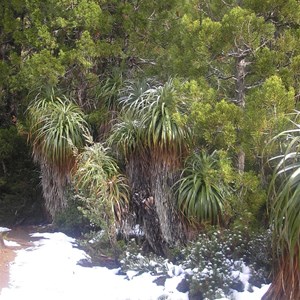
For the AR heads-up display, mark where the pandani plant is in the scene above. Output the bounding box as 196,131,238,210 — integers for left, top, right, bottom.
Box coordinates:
109,78,191,252
176,150,230,225
27,92,90,218
73,142,129,246
263,113,300,300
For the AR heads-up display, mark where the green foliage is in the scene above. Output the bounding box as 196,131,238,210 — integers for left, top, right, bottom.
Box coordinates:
94,72,124,110
17,50,65,91
185,231,243,299
269,114,300,261
0,127,16,161
245,76,294,167
118,227,271,299
190,99,241,150
229,171,268,229
0,126,45,225
111,78,191,164
53,190,90,237
244,0,300,24
108,112,142,159
183,228,272,299
220,7,274,52
120,239,168,276
28,92,89,174
176,151,231,224
73,143,129,245
142,80,190,157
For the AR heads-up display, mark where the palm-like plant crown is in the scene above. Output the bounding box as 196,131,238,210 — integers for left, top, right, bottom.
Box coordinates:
177,151,228,224
111,79,190,165
28,94,89,175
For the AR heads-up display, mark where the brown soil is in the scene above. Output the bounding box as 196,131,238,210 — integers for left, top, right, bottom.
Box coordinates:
0,226,48,293
0,247,16,291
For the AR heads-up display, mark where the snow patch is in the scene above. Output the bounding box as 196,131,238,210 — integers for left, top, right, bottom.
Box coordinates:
0,231,269,300
3,240,20,247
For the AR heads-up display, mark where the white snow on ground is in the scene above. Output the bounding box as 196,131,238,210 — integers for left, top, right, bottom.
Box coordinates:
232,284,270,300
0,227,18,246
0,230,270,300
3,240,20,247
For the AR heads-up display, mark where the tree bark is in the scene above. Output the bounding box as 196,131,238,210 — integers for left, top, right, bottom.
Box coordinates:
235,55,248,173
126,155,166,255
40,161,68,220
151,161,186,249
236,56,247,109
237,150,245,174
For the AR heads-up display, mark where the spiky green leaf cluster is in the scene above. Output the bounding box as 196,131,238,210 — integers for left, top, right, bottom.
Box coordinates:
177,151,230,224
28,93,89,175
269,115,300,262
110,79,191,164
74,143,129,225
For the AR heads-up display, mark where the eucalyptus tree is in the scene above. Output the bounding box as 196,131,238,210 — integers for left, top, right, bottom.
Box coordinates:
263,116,300,300
109,79,191,254
28,92,89,218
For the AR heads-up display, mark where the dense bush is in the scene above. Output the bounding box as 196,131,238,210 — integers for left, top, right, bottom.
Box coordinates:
183,229,244,299
118,227,272,299
182,228,271,299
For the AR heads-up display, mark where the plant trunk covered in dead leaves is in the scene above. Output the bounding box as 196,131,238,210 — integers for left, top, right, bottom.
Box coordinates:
126,153,186,256
262,250,300,300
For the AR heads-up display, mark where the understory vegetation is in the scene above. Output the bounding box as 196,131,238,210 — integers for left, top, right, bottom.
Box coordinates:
117,227,272,299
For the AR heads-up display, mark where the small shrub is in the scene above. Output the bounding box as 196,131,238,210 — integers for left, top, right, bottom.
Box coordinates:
183,230,243,299
53,192,91,237
115,227,272,299
244,230,272,286
182,228,272,299
79,229,126,265
120,239,168,276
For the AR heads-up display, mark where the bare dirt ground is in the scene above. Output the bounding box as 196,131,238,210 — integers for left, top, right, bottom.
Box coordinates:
0,226,44,293
0,247,16,291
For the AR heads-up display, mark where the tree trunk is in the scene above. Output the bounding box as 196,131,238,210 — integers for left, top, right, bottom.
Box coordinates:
151,161,186,249
236,56,247,109
235,55,248,173
126,156,166,255
237,150,245,174
40,161,68,220
262,251,300,300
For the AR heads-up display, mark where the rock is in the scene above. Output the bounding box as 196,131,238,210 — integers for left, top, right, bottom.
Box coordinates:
115,269,126,276
231,279,244,292
188,290,204,300
153,275,168,286
176,278,189,293
76,258,93,268
248,276,263,288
